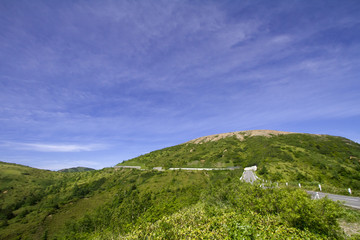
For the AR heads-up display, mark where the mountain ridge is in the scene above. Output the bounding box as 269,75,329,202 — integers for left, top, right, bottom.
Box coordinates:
187,129,321,144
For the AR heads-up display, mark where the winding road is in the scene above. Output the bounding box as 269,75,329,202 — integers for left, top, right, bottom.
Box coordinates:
307,191,360,210
239,167,360,210
240,169,259,183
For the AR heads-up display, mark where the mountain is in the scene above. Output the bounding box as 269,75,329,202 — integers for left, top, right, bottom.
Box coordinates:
118,130,360,193
58,167,95,173
1,130,360,239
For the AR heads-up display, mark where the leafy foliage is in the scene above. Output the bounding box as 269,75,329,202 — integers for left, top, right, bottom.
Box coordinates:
59,171,346,239
1,132,360,239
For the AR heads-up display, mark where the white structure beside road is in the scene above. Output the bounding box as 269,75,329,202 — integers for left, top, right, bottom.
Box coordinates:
244,166,257,171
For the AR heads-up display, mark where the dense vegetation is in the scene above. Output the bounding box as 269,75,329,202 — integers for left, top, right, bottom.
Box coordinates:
1,132,360,239
119,133,360,195
1,163,360,239
58,167,95,173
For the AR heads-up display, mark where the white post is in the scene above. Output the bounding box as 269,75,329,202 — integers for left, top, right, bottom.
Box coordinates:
318,184,322,191
348,188,352,195
315,192,320,199
299,183,301,188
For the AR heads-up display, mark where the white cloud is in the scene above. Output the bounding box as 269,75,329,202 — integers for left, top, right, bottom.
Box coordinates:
3,142,108,152
271,35,292,44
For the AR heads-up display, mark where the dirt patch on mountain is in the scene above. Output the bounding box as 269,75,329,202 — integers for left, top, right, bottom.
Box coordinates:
188,130,296,144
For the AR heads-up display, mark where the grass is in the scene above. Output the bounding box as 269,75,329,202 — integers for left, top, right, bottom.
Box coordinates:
44,190,115,239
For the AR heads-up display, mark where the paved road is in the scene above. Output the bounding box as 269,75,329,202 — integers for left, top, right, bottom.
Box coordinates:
307,191,360,210
240,170,259,183
114,166,142,169
169,167,240,171
115,166,241,171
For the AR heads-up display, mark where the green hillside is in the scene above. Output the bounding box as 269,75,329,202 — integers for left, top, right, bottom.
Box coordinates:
118,131,360,194
0,162,60,217
2,166,359,239
1,130,360,239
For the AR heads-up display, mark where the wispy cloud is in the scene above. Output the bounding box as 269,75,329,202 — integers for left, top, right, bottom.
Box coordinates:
3,142,108,152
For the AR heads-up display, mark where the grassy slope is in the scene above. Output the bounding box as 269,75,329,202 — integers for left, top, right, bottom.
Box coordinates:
0,164,116,239
0,162,60,211
0,165,211,239
119,133,360,193
1,165,360,239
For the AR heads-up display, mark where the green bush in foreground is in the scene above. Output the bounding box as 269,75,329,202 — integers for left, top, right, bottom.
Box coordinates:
60,178,344,240
1,165,355,239
125,204,323,240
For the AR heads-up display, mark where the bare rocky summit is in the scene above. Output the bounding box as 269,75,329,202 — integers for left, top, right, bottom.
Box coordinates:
188,130,298,144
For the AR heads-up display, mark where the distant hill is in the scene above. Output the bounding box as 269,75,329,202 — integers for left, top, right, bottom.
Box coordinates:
118,130,360,191
58,167,95,172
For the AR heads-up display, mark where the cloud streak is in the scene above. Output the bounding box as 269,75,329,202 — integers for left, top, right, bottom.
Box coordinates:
3,142,108,152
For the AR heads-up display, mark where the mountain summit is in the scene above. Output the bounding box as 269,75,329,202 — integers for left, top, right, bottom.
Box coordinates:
119,130,360,189
188,130,298,143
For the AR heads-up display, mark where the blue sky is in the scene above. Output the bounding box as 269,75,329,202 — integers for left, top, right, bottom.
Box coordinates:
1,0,360,170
